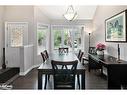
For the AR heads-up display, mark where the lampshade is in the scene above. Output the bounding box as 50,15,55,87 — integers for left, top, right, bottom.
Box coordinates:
63,5,78,21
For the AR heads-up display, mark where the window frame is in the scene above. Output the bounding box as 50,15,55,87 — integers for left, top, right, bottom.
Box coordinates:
37,23,49,55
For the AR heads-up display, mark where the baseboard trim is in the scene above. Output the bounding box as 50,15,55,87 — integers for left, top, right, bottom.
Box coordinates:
19,64,41,76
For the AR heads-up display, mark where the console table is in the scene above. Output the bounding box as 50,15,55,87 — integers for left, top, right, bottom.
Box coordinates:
88,53,127,89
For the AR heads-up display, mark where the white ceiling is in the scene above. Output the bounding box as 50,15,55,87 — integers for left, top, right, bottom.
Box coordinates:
38,6,97,20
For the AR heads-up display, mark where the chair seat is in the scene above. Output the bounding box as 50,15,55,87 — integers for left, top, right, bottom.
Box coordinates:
55,74,74,83
55,75,74,89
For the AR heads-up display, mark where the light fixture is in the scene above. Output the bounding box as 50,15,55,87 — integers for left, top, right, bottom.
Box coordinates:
63,5,78,21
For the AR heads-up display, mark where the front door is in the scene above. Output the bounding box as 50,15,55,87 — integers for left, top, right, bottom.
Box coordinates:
5,22,28,67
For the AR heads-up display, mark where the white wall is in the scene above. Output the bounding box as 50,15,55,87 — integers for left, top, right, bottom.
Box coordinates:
20,45,34,75
4,6,34,44
4,6,34,68
34,7,51,66
0,6,4,68
92,6,127,60
0,6,51,72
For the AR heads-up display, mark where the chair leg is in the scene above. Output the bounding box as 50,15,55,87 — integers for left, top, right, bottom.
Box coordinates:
44,74,48,89
82,59,84,65
77,75,80,89
48,75,50,80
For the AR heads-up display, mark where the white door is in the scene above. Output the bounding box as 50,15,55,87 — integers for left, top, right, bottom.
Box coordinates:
5,22,28,67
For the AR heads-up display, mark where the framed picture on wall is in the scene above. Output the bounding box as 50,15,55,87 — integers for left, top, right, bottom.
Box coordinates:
105,10,127,42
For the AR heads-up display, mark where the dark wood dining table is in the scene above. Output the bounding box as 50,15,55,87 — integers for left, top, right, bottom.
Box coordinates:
38,52,86,89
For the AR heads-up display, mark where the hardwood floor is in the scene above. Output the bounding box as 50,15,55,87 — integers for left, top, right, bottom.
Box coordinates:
10,65,107,89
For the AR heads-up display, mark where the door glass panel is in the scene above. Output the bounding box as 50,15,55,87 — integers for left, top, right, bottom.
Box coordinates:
7,23,27,47
10,27,23,47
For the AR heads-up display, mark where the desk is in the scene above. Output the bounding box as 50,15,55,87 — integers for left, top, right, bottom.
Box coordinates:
38,52,85,89
89,53,127,89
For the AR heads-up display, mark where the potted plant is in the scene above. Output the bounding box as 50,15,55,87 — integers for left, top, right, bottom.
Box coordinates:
96,43,106,55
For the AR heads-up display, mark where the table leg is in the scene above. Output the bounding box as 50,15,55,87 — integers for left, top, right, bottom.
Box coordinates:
81,71,85,89
77,75,80,89
38,71,42,89
44,74,48,89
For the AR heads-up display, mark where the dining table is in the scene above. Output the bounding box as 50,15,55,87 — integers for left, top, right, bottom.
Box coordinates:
38,52,86,89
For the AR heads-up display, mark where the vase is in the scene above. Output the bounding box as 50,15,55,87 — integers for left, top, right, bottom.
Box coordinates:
97,50,104,55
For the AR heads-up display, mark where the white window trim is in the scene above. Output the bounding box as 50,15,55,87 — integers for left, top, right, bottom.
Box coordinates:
37,23,50,55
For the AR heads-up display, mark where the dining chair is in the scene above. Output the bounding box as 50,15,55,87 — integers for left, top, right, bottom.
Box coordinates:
77,50,81,59
78,52,84,62
59,47,69,53
40,51,50,89
40,52,47,63
44,50,49,59
82,47,96,65
89,47,96,54
77,51,84,89
51,60,78,89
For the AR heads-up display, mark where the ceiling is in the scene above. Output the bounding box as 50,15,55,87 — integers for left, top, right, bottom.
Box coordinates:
38,6,97,20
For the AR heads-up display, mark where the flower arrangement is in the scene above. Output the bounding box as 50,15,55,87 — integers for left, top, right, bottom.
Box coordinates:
96,43,106,51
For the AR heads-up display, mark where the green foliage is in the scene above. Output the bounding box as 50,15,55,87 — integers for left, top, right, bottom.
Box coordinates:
37,30,45,45
64,32,68,45
54,30,61,47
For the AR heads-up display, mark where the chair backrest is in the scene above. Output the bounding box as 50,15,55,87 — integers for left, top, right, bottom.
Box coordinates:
78,52,84,62
59,47,69,53
44,50,49,59
89,47,96,54
77,50,81,59
51,60,78,89
40,52,47,62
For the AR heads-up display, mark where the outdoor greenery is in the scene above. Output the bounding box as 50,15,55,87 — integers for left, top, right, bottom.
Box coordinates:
64,31,68,45
54,30,61,48
37,30,45,45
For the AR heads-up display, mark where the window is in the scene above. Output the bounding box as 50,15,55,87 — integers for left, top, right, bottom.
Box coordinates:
74,29,82,51
52,25,83,52
37,23,48,54
53,29,62,49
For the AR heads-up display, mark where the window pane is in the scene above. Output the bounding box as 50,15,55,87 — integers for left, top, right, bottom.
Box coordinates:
64,30,72,51
37,25,48,54
54,30,62,49
74,30,81,51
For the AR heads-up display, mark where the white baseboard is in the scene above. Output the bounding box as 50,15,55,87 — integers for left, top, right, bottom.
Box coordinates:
19,64,41,76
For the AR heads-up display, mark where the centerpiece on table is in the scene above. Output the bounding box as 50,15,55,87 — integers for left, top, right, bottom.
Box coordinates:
96,43,106,55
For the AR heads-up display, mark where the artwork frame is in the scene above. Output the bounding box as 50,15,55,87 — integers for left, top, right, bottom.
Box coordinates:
105,10,127,42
